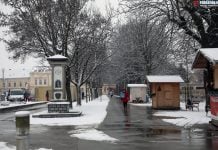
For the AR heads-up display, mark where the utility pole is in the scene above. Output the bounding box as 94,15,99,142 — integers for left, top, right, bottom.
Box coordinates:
2,68,5,93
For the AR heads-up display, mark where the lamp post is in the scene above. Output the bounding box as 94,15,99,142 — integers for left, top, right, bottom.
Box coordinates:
2,68,5,92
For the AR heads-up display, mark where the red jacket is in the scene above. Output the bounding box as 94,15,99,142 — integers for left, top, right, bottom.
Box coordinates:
121,92,129,102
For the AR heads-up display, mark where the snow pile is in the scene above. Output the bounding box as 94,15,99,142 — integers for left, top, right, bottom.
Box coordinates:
69,128,118,143
154,101,211,127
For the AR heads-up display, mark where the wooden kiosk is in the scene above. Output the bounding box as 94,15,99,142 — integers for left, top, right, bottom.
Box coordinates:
192,48,218,126
146,75,184,109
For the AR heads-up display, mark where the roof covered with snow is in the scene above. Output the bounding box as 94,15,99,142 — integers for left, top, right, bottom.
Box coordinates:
48,55,67,59
127,84,147,87
146,75,184,83
192,48,218,69
47,55,68,62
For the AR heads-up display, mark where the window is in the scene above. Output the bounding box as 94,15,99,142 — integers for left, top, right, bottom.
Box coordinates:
39,79,42,85
8,82,11,87
20,82,22,87
44,79,47,85
35,79,37,85
14,82,16,87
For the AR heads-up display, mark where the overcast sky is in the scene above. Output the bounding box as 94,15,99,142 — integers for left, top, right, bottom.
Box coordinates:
0,0,119,78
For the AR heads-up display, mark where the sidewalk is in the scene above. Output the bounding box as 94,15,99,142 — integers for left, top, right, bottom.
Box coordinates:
0,101,47,112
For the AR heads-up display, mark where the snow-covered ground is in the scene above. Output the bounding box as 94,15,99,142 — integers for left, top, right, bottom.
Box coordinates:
153,101,211,127
0,96,212,149
31,96,110,126
31,95,118,143
131,100,211,127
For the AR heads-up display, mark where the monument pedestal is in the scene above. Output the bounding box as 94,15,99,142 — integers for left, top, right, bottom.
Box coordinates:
48,101,70,113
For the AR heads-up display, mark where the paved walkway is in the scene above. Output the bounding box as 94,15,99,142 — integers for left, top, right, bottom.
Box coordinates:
97,96,212,150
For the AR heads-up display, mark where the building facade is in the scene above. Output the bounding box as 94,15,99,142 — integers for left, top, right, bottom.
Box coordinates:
0,77,30,94
0,66,90,101
29,66,52,101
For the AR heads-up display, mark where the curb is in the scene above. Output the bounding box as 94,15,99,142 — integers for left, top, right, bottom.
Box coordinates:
0,102,47,113
32,111,82,118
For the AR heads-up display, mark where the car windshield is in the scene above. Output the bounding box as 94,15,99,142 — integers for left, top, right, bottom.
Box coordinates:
10,90,23,95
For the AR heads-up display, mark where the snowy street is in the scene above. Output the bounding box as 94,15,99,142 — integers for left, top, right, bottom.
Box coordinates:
0,95,218,150
1,0,218,150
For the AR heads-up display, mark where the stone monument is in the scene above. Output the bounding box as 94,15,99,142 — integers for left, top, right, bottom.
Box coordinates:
47,54,70,113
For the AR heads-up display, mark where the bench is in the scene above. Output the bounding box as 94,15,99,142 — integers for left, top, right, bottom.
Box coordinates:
132,97,144,103
186,100,200,111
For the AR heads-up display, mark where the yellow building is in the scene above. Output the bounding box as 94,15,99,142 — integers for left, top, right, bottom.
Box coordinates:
29,66,89,101
0,77,30,94
0,66,90,101
29,66,52,101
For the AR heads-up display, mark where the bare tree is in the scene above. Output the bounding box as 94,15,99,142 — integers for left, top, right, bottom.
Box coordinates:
110,13,173,85
69,12,113,105
120,0,218,48
0,0,112,106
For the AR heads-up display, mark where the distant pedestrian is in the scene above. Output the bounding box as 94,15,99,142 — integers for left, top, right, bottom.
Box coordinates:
120,89,129,113
205,105,209,116
186,98,193,110
6,89,10,101
145,94,149,103
24,90,29,102
46,90,49,101
109,90,113,98
82,92,85,99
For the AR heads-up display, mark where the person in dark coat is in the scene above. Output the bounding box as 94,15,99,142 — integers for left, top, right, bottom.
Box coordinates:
46,90,49,101
186,98,193,110
24,90,29,102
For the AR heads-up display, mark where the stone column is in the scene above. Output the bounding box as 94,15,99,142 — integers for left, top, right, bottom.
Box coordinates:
15,111,30,150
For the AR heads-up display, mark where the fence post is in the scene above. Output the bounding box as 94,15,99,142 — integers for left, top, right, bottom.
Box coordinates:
15,111,30,150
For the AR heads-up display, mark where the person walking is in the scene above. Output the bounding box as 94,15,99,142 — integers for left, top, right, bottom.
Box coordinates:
24,90,29,102
45,90,49,101
6,89,10,101
120,89,129,113
109,90,113,98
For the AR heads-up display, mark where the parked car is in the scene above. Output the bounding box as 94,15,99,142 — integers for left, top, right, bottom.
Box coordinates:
8,89,25,102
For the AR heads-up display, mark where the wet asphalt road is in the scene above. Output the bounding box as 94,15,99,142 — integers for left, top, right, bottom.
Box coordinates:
1,97,218,150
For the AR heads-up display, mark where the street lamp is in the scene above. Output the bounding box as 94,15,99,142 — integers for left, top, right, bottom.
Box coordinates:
2,68,5,92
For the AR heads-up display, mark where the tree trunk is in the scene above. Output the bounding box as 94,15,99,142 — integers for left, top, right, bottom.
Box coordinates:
76,85,81,105
86,82,88,103
90,88,93,101
66,66,73,108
